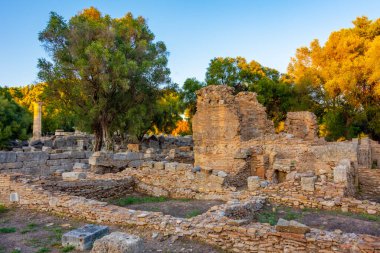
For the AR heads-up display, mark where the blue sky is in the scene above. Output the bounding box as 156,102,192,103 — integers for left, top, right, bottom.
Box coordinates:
1,0,379,87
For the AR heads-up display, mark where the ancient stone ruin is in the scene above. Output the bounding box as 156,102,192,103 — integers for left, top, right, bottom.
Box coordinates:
1,85,380,252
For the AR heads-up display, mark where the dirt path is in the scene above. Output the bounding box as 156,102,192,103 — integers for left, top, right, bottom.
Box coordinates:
0,208,223,253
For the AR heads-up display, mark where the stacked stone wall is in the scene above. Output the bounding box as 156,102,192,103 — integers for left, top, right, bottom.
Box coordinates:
0,174,378,253
284,111,318,141
358,168,380,202
0,150,92,176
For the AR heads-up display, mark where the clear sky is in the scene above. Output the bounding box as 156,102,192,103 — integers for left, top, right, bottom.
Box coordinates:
1,0,379,87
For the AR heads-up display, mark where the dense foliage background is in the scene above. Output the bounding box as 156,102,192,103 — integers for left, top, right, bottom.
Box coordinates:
0,12,379,149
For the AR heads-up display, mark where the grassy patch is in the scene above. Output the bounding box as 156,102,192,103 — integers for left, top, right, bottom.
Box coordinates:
0,227,16,233
257,211,278,226
61,245,75,253
10,250,21,253
36,247,51,253
0,204,8,214
0,246,5,253
21,222,39,234
328,210,380,222
185,209,202,218
111,196,169,206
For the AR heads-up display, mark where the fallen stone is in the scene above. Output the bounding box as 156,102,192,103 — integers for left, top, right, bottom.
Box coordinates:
91,232,143,253
275,218,310,234
73,163,89,172
62,224,109,251
62,172,87,181
247,176,260,191
300,176,316,191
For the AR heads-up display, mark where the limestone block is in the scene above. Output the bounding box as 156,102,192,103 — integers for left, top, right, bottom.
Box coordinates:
73,163,89,171
217,171,228,178
69,151,86,159
153,162,165,170
334,165,348,183
49,152,71,160
0,162,23,170
127,160,144,168
0,152,17,163
62,224,109,250
127,143,141,152
165,162,178,172
209,174,225,184
276,218,310,234
247,176,260,191
10,192,19,202
177,163,192,171
300,176,316,191
62,172,87,181
42,146,53,152
16,151,49,162
91,232,143,253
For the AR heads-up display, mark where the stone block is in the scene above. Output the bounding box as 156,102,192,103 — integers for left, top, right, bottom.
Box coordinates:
177,163,192,171
91,232,143,253
217,171,228,178
49,152,71,160
128,160,144,168
0,162,23,170
334,160,351,183
275,218,310,234
300,176,316,191
10,192,19,202
165,162,178,172
191,166,201,173
62,224,109,250
73,163,89,171
247,176,260,191
153,162,165,170
127,143,141,152
62,172,87,181
0,152,17,163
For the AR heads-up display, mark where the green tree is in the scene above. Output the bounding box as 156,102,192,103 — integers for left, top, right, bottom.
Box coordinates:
38,7,170,150
181,78,205,119
0,88,32,149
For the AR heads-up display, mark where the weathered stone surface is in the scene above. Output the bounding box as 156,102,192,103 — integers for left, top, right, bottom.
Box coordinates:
62,224,109,251
247,176,260,191
276,218,310,234
91,232,143,253
127,144,141,152
192,85,274,175
300,176,316,191
62,172,87,181
284,111,318,141
73,163,89,171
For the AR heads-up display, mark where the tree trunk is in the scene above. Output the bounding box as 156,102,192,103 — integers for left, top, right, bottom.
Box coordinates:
94,126,103,151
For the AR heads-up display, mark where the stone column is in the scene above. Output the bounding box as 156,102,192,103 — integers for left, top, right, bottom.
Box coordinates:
32,102,42,140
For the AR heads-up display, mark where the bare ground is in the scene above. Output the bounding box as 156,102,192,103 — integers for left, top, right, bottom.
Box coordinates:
106,192,224,218
0,208,223,253
256,205,380,236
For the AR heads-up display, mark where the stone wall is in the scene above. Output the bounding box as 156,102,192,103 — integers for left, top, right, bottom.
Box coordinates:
358,168,380,202
0,150,92,176
89,161,231,200
284,111,318,141
41,177,135,199
192,85,274,175
0,174,378,253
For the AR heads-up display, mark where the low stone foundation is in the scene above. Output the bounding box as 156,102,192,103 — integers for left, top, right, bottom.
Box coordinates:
0,174,378,253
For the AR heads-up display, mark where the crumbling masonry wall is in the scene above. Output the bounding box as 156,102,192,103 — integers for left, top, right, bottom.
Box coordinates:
192,85,274,175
